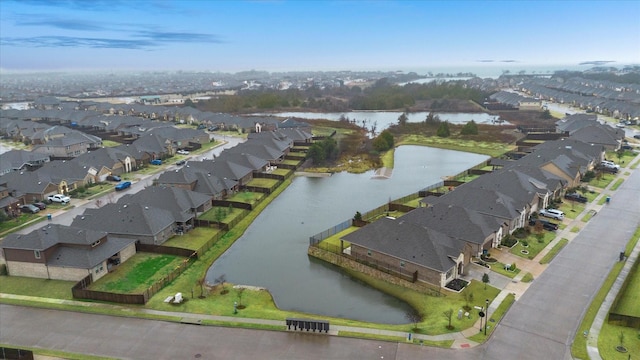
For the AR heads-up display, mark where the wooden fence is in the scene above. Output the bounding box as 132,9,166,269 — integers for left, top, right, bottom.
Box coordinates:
72,251,197,305
136,243,197,258
608,256,640,329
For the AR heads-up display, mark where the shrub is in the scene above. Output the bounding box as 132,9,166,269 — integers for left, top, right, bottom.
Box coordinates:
501,236,517,247
522,240,529,247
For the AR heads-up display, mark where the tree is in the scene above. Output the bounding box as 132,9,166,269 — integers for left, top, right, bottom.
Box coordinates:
436,121,451,137
463,291,474,311
443,309,454,330
425,112,441,124
183,98,196,108
397,112,408,126
215,274,228,295
237,287,246,309
307,143,325,164
405,310,423,331
541,109,553,119
482,273,490,290
353,211,362,221
197,277,207,298
460,120,478,135
372,130,394,152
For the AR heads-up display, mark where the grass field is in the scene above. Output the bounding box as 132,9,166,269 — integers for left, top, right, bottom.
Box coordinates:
510,231,555,260
397,134,514,158
0,276,75,299
199,206,248,223
162,227,223,251
539,239,569,265
611,259,640,317
89,253,184,293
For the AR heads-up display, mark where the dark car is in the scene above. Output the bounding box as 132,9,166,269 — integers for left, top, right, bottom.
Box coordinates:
529,219,559,231
208,125,219,132
564,193,588,203
114,181,132,191
106,175,122,182
634,135,640,140
621,145,633,150
176,160,186,166
32,202,47,210
20,204,40,214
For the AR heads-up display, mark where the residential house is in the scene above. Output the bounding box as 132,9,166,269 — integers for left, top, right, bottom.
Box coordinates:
342,216,471,287
71,203,176,245
0,149,50,176
118,186,212,229
0,224,136,282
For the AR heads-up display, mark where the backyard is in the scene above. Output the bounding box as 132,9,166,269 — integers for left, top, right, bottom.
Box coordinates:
89,253,185,293
510,229,556,260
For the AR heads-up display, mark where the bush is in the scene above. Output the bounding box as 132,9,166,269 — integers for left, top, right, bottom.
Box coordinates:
522,240,529,247
501,236,517,247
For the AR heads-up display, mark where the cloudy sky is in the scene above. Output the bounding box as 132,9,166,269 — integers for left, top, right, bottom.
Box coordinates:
1,0,639,73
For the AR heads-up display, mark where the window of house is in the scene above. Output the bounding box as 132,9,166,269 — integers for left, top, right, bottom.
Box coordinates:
400,261,405,268
367,250,372,256
34,250,41,259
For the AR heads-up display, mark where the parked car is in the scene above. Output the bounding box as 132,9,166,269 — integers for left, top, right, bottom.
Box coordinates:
598,165,619,174
114,181,132,191
106,175,122,182
47,194,70,204
197,124,206,130
528,218,559,231
32,202,47,210
621,145,633,151
539,209,565,220
177,149,190,155
176,160,186,166
20,204,40,214
208,125,219,131
634,135,640,140
564,193,588,203
150,159,162,165
601,160,620,169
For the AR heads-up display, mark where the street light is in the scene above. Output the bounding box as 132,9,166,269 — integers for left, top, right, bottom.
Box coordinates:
485,299,490,335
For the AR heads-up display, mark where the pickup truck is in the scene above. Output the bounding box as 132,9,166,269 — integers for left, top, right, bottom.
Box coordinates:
47,194,70,204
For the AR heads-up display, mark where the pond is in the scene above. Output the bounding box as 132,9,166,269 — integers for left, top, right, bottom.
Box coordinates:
252,111,505,134
206,145,488,324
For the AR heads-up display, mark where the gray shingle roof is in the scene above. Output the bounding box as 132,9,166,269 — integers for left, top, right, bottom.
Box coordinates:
342,217,462,272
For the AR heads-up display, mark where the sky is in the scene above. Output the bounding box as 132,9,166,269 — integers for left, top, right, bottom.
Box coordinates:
1,0,639,73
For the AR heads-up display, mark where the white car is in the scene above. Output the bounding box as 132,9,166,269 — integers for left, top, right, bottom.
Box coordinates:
539,209,565,220
177,149,190,155
47,194,71,204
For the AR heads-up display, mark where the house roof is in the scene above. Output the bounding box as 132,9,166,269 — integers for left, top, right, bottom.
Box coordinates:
118,186,211,223
0,149,50,173
342,217,462,272
1,224,135,269
401,204,503,244
71,202,175,237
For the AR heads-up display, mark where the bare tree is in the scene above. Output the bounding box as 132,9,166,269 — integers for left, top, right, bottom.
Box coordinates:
215,274,228,294
443,309,454,330
405,310,423,332
237,287,246,308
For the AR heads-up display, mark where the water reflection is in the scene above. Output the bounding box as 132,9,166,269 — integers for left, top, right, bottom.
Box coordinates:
207,146,488,323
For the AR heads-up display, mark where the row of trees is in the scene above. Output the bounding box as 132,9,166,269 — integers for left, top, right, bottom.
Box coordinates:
307,137,339,165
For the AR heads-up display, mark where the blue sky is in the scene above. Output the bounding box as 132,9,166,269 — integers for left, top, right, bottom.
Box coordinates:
1,0,639,73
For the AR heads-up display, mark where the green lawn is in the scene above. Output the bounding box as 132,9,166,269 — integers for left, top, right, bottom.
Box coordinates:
572,227,640,359
0,276,75,299
539,238,569,265
162,227,223,251
227,191,264,205
89,253,184,293
397,134,514,158
101,140,121,147
521,273,534,283
597,322,640,360
489,261,520,279
245,178,279,188
589,174,616,189
466,293,516,343
510,231,555,260
0,214,45,236
381,148,395,168
611,178,624,191
611,260,640,317
199,206,247,223
582,210,597,222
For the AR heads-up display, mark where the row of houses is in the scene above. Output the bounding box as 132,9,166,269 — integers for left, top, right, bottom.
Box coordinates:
335,118,625,288
0,127,312,283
